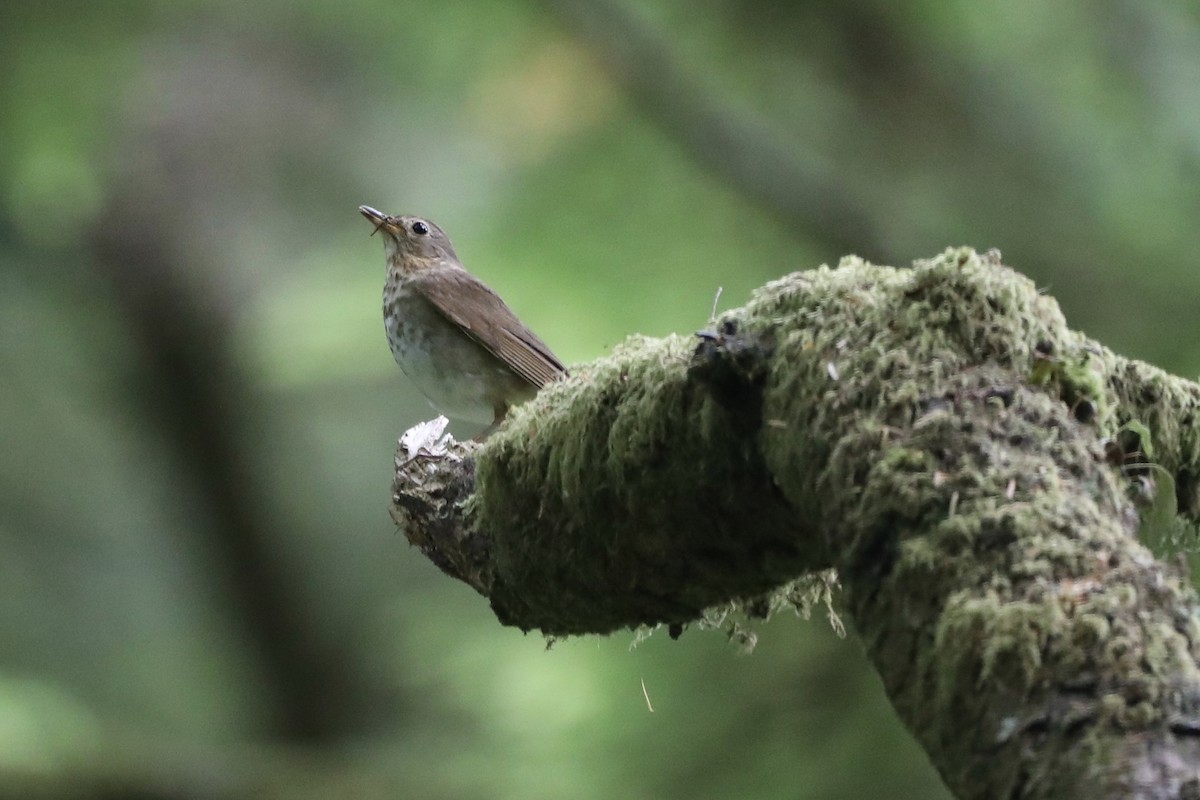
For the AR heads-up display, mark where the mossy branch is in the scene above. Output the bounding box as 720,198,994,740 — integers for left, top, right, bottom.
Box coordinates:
391,247,1200,798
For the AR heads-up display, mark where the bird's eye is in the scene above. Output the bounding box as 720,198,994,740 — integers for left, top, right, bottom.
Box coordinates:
411,221,429,236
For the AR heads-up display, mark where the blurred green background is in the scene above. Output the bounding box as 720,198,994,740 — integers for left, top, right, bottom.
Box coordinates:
2,1,1198,797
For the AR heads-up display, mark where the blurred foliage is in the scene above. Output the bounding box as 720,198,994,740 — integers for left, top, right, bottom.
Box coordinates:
2,0,1199,797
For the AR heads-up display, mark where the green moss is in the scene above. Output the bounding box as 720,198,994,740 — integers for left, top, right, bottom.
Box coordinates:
488,332,695,530
432,245,1200,797
460,243,1200,742
474,327,814,634
1029,345,1113,428
937,594,1057,695
745,250,1077,511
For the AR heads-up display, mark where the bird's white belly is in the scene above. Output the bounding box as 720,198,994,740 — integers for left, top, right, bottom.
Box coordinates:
387,324,497,424
383,289,526,425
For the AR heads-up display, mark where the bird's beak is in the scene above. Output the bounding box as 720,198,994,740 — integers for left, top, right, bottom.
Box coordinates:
359,205,390,236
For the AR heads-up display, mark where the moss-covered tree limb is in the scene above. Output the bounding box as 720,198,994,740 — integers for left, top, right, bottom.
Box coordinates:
391,248,1200,798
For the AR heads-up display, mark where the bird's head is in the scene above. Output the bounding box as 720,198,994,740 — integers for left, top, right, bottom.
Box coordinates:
359,206,459,268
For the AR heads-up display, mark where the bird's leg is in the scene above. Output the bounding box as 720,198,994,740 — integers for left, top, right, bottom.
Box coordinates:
473,403,510,441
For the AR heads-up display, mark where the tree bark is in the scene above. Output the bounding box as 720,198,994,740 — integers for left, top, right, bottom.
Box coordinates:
391,247,1200,799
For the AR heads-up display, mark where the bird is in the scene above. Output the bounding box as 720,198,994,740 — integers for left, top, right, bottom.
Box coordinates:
359,205,566,437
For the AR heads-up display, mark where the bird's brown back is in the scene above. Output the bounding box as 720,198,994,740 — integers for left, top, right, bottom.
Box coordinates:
409,266,566,388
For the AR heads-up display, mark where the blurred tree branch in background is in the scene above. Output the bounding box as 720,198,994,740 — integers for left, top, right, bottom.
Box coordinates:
542,0,1200,369
392,249,1200,797
89,192,346,742
81,35,385,743
539,0,884,258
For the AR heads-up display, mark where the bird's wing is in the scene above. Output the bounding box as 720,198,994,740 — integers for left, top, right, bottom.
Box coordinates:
412,268,567,388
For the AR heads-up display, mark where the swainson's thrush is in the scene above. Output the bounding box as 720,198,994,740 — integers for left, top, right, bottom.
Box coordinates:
359,206,566,436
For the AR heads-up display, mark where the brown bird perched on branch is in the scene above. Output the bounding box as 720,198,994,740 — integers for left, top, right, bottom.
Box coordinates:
359,206,566,437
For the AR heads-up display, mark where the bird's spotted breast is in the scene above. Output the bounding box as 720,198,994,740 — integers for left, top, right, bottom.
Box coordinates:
383,277,534,425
